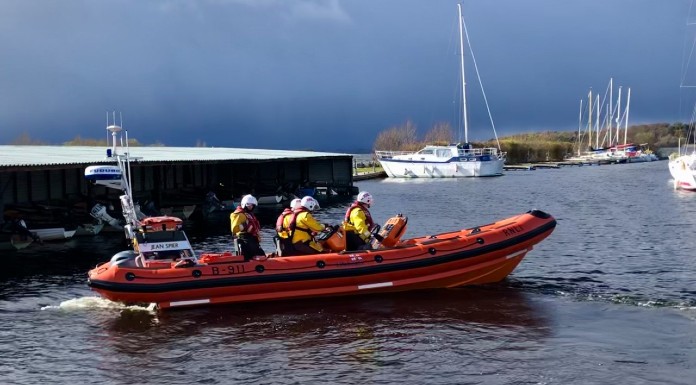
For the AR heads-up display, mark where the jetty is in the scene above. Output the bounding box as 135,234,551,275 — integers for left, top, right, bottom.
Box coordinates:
0,145,359,222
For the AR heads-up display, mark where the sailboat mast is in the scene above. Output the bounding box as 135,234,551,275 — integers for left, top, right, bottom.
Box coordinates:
595,93,600,149
457,4,468,144
615,86,622,145
624,87,631,145
588,88,593,150
578,99,583,156
609,78,613,146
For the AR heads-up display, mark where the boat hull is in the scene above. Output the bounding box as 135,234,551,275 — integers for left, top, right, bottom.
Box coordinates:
88,210,556,309
668,154,696,190
379,158,504,178
30,227,77,241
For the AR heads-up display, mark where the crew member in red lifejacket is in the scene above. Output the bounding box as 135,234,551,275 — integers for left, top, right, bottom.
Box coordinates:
275,198,301,255
343,191,382,251
230,194,264,260
287,196,326,255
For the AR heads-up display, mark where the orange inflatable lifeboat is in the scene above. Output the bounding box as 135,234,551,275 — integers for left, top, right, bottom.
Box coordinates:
87,210,556,310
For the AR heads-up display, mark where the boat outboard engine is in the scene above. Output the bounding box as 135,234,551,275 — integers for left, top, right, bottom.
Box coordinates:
90,203,123,229
110,250,138,267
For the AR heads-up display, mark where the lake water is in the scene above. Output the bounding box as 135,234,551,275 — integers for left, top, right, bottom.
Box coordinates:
1,160,695,384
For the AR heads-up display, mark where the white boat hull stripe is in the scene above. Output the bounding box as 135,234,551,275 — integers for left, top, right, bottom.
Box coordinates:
168,299,211,307
358,282,393,290
505,249,528,260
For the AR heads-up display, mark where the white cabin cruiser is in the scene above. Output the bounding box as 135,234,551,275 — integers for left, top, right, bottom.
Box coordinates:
376,143,504,178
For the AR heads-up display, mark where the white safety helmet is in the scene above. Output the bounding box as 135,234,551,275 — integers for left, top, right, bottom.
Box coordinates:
300,196,319,211
290,198,302,210
357,191,373,206
241,194,258,210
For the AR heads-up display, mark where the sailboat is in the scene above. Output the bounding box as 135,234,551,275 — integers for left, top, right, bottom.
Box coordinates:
375,4,505,178
566,78,645,164
669,2,696,191
669,132,696,190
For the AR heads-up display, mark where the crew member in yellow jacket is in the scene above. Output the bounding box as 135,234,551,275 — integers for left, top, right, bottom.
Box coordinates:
230,194,264,260
343,191,382,251
275,198,302,255
287,196,326,255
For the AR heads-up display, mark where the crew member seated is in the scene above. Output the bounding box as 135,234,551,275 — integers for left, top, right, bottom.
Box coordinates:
343,191,382,251
275,198,302,255
230,194,265,261
288,196,326,255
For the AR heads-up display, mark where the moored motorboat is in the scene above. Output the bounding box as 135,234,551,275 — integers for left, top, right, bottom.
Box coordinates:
87,210,556,309
29,226,77,241
374,5,506,178
376,144,505,178
0,219,36,250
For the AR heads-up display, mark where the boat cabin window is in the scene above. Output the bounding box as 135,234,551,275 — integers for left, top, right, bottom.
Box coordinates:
436,149,451,157
142,249,192,261
417,149,434,155
136,230,188,243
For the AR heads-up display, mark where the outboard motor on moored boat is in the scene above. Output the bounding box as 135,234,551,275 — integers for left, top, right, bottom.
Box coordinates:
90,203,123,229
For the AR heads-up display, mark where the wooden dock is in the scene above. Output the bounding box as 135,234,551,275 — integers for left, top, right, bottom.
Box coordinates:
354,171,387,181
503,163,562,171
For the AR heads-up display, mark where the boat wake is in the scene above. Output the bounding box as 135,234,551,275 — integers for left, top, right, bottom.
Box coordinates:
42,296,156,313
503,279,696,312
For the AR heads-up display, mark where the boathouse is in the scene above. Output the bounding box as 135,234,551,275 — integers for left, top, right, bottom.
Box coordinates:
0,145,357,219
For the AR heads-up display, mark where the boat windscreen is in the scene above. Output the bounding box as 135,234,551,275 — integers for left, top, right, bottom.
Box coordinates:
136,231,188,243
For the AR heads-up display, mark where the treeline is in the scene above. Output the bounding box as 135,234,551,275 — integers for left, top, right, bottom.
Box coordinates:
7,132,210,147
373,121,691,164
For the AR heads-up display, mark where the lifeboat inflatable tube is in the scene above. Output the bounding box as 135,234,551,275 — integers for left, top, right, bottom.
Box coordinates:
87,209,557,310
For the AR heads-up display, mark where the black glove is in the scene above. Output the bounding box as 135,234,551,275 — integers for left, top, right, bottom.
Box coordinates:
373,233,384,242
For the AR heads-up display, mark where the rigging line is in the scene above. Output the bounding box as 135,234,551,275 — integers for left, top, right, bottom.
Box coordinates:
460,11,501,150
681,0,696,87
680,33,696,87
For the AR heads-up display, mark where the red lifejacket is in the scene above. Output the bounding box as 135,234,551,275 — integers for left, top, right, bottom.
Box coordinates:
344,202,375,229
275,208,293,233
288,207,313,235
233,206,261,237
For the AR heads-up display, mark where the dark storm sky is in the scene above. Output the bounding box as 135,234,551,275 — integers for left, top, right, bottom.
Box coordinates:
0,0,692,152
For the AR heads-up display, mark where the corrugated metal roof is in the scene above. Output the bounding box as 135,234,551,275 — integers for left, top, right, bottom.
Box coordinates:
0,145,351,167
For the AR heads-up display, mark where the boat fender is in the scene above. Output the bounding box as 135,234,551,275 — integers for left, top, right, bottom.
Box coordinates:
374,255,383,263
255,265,265,273
428,248,436,255
316,261,326,269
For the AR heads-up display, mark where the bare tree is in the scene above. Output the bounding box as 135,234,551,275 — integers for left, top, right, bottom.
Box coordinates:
10,132,47,145
423,122,454,145
373,120,419,151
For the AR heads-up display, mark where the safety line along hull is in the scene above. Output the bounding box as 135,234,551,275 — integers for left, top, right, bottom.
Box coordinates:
88,210,556,309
